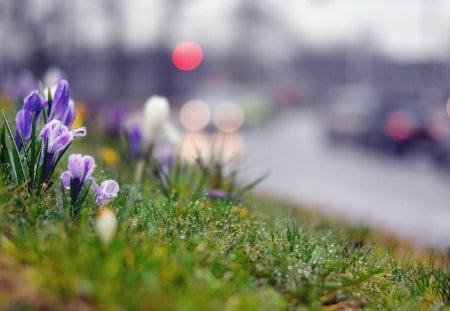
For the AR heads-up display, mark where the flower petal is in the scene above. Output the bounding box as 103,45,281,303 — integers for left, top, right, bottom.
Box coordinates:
61,99,77,127
72,127,86,137
68,154,95,181
95,179,120,206
23,90,44,113
15,109,33,142
50,80,70,122
60,170,72,189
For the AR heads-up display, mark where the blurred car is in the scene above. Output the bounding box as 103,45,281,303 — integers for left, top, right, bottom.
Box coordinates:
366,96,427,154
323,87,450,159
322,85,379,143
425,107,450,167
368,95,450,159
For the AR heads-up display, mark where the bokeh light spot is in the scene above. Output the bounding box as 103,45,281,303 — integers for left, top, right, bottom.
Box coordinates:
179,100,211,131
172,41,203,71
446,97,450,117
179,131,210,163
213,101,245,133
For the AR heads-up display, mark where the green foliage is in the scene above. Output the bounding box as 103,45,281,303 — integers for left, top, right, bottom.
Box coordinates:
0,92,448,310
0,173,448,310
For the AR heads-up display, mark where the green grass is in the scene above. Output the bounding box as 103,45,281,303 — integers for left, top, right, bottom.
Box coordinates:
0,172,448,310
0,99,448,310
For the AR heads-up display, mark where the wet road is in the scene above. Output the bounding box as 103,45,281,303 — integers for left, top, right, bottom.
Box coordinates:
240,109,450,250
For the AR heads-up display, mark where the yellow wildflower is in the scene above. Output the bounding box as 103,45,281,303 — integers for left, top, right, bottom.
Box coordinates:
100,147,119,165
71,101,87,129
231,207,248,219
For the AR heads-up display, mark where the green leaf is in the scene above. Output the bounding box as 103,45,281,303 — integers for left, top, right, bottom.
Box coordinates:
0,125,13,179
1,110,26,185
237,173,268,197
29,118,38,184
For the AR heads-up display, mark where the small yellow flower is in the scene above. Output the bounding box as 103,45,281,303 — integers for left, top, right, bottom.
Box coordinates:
231,207,248,219
71,101,87,129
100,147,119,165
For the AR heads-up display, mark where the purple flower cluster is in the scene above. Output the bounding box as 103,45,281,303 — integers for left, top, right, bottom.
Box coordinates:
61,154,119,208
6,79,86,193
14,79,78,151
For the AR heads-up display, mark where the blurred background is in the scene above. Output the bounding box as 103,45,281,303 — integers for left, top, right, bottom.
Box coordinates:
1,0,450,248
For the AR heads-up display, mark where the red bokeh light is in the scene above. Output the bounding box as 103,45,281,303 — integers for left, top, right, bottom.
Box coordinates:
384,111,414,142
172,41,203,71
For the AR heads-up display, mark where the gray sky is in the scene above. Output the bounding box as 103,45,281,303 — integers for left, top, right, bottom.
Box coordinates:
118,0,450,61
3,0,450,62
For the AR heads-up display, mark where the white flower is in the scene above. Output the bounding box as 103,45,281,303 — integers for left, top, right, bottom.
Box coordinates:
141,95,179,148
95,207,117,246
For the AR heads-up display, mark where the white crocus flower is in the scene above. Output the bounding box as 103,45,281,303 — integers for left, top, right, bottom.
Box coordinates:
141,95,179,148
95,207,117,246
132,95,179,181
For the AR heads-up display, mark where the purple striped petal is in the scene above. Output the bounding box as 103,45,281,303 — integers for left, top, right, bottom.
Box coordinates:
15,109,33,142
61,99,76,127
23,90,44,113
60,170,72,189
67,154,95,182
49,132,73,154
50,80,70,121
72,127,86,137
95,179,120,206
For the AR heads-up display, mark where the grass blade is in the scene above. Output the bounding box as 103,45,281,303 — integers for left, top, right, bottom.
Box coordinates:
236,173,268,197
2,110,26,185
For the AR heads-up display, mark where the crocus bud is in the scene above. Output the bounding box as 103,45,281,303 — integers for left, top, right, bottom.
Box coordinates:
95,207,117,246
142,95,170,146
144,96,169,130
50,80,70,121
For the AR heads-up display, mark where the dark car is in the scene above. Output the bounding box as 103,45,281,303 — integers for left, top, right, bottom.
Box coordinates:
322,85,379,143
323,88,450,158
367,94,450,160
367,95,426,154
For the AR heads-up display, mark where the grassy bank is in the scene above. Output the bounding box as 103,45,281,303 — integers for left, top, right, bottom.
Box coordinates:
0,177,448,310
0,88,448,310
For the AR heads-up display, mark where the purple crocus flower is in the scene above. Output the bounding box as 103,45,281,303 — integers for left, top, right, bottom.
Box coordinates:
40,119,86,184
207,189,227,199
47,79,77,127
60,99,76,127
128,125,142,158
94,179,120,207
61,154,95,203
49,80,69,118
106,105,129,137
14,110,33,150
14,90,45,150
23,90,45,114
155,147,175,174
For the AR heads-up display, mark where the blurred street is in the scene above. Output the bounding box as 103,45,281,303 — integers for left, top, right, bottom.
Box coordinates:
241,109,450,250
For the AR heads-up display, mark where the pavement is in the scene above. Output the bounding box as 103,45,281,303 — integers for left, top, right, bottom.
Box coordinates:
240,109,450,250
